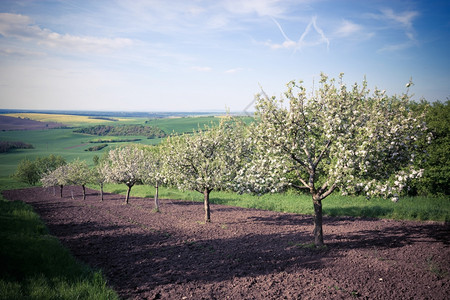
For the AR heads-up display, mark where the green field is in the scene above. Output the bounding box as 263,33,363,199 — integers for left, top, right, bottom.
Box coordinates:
0,114,229,178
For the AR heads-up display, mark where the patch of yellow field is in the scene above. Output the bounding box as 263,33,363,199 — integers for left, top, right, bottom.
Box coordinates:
5,113,131,125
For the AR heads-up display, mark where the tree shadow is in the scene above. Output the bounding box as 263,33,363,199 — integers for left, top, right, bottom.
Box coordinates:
324,205,394,219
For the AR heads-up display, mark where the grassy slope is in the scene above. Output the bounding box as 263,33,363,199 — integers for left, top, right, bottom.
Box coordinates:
0,179,119,300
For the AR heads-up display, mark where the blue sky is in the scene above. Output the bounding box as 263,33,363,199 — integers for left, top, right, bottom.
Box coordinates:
0,0,449,112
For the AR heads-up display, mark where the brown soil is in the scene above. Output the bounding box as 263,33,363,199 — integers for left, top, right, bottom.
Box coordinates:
3,186,449,300
0,115,64,131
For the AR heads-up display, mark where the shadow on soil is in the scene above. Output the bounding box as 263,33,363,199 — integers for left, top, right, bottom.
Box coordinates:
4,186,449,298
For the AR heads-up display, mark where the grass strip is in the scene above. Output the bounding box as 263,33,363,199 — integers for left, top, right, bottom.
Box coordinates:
0,179,119,300
99,183,450,222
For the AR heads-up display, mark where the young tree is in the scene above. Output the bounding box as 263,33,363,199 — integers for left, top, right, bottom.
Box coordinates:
92,159,109,201
41,164,69,198
236,74,427,246
65,159,92,200
105,144,146,204
162,117,249,222
142,145,165,212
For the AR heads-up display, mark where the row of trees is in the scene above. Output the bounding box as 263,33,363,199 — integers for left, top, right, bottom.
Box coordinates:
36,74,431,246
74,124,167,139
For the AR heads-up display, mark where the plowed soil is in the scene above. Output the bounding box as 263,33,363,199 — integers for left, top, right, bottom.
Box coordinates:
3,186,449,300
0,115,64,130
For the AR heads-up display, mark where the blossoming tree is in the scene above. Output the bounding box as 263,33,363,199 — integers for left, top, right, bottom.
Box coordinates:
142,145,165,212
65,159,92,200
41,164,69,198
92,158,109,201
162,117,249,222
236,74,427,246
105,144,147,204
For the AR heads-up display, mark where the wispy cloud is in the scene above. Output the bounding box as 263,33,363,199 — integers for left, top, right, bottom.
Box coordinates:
370,8,419,41
225,67,243,73
223,0,287,17
335,20,363,37
0,13,133,53
192,66,212,72
266,16,329,51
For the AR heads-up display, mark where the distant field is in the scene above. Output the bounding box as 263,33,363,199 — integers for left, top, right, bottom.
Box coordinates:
4,113,135,126
145,115,254,134
0,113,243,178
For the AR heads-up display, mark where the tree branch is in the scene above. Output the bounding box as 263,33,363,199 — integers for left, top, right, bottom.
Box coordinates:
318,182,337,201
313,139,332,169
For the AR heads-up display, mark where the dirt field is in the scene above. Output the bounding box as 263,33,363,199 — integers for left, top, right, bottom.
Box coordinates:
3,186,449,299
0,115,64,131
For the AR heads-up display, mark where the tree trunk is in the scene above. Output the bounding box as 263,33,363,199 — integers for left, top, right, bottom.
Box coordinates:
313,198,324,247
125,185,132,204
154,182,160,212
204,188,211,222
100,182,104,201
60,185,63,198
82,185,86,200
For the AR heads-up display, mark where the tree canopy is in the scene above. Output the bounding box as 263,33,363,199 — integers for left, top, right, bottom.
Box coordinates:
236,74,427,246
162,117,249,222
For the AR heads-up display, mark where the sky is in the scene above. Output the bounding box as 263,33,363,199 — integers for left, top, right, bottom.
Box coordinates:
0,0,449,113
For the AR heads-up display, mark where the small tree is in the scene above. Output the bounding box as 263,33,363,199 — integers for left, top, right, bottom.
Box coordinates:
65,159,92,200
41,164,69,198
105,144,147,204
92,159,109,201
142,145,165,212
162,117,249,222
237,74,427,246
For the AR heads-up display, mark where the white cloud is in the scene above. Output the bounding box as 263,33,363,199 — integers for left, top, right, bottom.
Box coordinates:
225,67,243,73
370,8,419,41
335,20,363,37
0,13,133,53
223,0,286,17
0,47,45,57
266,16,329,51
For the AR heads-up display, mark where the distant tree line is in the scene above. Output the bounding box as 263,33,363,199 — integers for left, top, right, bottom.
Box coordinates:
89,138,141,143
74,124,167,139
85,144,108,151
88,116,119,121
0,141,33,153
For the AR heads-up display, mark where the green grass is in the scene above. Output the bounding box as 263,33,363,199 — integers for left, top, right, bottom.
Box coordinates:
0,179,119,300
97,184,450,222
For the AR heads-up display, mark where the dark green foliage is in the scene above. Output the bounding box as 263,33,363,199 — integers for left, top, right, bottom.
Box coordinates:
12,155,66,185
11,159,38,185
74,124,167,138
0,141,33,153
89,138,141,143
411,100,449,195
85,144,108,151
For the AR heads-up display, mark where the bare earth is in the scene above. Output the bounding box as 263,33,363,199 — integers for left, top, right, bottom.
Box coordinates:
0,115,64,131
3,186,449,300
